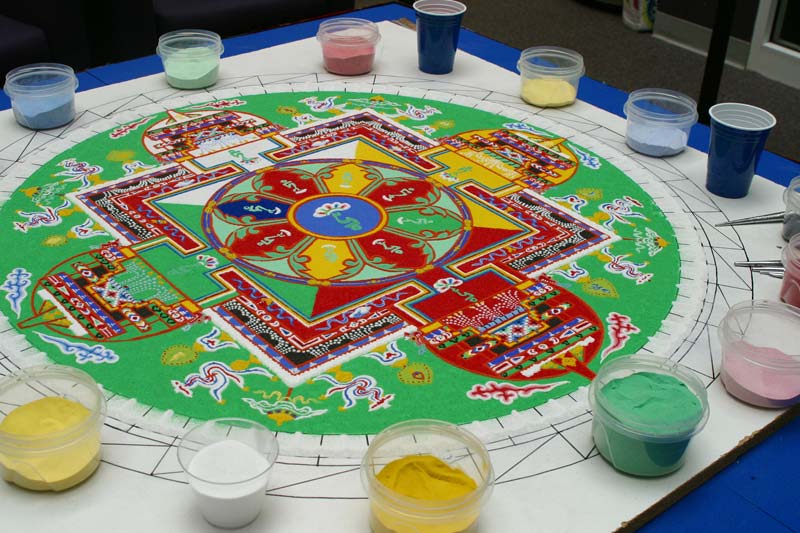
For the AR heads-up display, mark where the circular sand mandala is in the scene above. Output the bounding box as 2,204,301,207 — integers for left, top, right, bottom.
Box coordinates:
0,89,702,445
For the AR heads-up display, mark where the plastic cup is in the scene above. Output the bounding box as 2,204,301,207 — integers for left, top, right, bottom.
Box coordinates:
3,63,79,129
517,46,584,108
589,355,709,477
0,365,106,491
782,176,800,242
705,102,776,199
317,18,381,76
781,235,800,309
718,300,800,408
413,0,467,75
624,88,698,157
157,30,224,90
178,418,279,529
361,419,494,533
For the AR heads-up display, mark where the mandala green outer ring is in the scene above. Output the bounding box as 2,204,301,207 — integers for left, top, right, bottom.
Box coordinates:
0,90,696,440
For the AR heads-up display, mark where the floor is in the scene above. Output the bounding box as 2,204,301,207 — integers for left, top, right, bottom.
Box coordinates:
355,0,799,163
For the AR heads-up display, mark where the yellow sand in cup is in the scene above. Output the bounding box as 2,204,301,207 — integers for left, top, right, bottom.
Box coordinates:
0,366,106,491
521,78,578,107
516,46,584,108
361,420,494,533
373,454,479,532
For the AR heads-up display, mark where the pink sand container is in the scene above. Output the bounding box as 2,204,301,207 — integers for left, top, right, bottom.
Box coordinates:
718,300,800,408
317,18,381,76
780,234,800,308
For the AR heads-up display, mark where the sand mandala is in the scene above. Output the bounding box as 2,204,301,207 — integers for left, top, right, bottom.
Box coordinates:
0,89,703,442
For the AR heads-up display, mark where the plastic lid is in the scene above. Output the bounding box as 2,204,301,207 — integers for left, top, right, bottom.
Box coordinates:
589,355,709,440
157,29,224,57
517,46,584,77
719,300,800,369
317,18,380,46
624,88,698,126
4,63,78,98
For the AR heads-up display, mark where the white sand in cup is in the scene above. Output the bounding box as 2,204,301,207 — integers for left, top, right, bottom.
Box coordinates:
178,419,278,529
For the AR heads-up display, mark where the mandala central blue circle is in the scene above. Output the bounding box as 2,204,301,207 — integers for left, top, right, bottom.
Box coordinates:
291,195,386,239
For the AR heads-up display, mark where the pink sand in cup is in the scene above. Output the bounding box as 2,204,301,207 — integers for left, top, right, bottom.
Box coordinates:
722,342,800,408
321,41,376,76
317,18,380,76
780,234,800,308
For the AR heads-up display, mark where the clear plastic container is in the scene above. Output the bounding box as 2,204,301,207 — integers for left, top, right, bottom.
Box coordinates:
0,365,106,491
781,236,800,308
361,419,494,533
624,88,698,157
157,29,224,90
317,18,381,76
589,355,709,477
783,176,800,242
3,63,78,129
178,418,279,529
719,300,800,408
517,46,584,108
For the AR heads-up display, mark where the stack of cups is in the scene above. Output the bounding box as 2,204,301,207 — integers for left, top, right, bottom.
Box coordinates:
706,103,776,199
413,0,467,75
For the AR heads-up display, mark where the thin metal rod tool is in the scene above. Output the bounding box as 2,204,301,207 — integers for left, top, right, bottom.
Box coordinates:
715,212,784,227
734,260,784,268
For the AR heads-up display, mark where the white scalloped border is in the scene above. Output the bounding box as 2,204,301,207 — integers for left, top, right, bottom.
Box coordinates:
0,82,706,458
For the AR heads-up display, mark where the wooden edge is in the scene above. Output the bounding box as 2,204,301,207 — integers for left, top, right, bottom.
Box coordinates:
616,404,800,531
390,17,417,30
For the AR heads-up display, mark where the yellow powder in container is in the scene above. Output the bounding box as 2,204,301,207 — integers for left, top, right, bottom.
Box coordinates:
373,454,479,533
0,397,101,491
521,78,577,107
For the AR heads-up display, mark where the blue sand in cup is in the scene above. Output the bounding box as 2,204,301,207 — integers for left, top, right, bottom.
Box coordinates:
12,94,75,130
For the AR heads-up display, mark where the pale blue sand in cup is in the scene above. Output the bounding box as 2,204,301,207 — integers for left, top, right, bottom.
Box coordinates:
624,88,697,157
4,63,79,130
157,29,224,90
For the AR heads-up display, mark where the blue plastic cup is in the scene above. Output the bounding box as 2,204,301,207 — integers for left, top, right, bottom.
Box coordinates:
706,103,776,199
413,0,467,75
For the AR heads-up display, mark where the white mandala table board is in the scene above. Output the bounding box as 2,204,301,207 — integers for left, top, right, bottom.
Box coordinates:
0,21,793,533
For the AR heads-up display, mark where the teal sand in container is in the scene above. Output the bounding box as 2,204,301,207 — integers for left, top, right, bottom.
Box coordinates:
157,30,224,90
589,355,709,477
4,63,78,130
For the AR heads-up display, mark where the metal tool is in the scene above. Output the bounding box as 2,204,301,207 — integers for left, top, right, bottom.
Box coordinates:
734,260,784,268
715,211,784,227
752,269,785,279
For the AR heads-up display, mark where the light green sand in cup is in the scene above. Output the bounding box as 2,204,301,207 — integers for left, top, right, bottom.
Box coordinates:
163,49,220,89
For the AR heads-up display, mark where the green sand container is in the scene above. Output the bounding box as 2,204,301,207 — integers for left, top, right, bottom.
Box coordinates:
589,356,709,477
157,29,223,90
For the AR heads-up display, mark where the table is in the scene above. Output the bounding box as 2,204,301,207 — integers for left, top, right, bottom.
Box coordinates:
0,3,798,532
